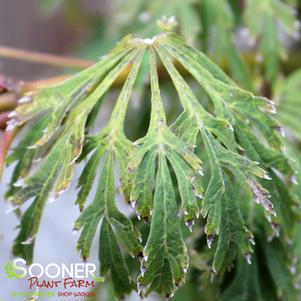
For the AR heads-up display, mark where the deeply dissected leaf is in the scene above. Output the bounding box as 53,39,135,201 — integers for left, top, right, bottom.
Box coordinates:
138,154,188,298
74,152,142,297
201,129,257,271
4,27,298,299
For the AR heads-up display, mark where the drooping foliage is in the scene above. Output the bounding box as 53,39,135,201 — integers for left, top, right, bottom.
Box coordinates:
5,24,300,300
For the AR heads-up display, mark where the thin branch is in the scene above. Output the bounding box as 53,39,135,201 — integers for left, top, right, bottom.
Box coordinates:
0,46,93,69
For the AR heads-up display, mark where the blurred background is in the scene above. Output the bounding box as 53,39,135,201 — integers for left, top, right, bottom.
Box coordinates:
1,0,301,301
0,0,110,79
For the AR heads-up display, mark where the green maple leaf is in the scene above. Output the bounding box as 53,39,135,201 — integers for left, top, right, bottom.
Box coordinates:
5,23,299,299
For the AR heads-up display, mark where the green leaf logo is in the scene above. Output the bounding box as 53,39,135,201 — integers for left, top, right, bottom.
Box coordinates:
4,261,25,279
93,275,105,283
